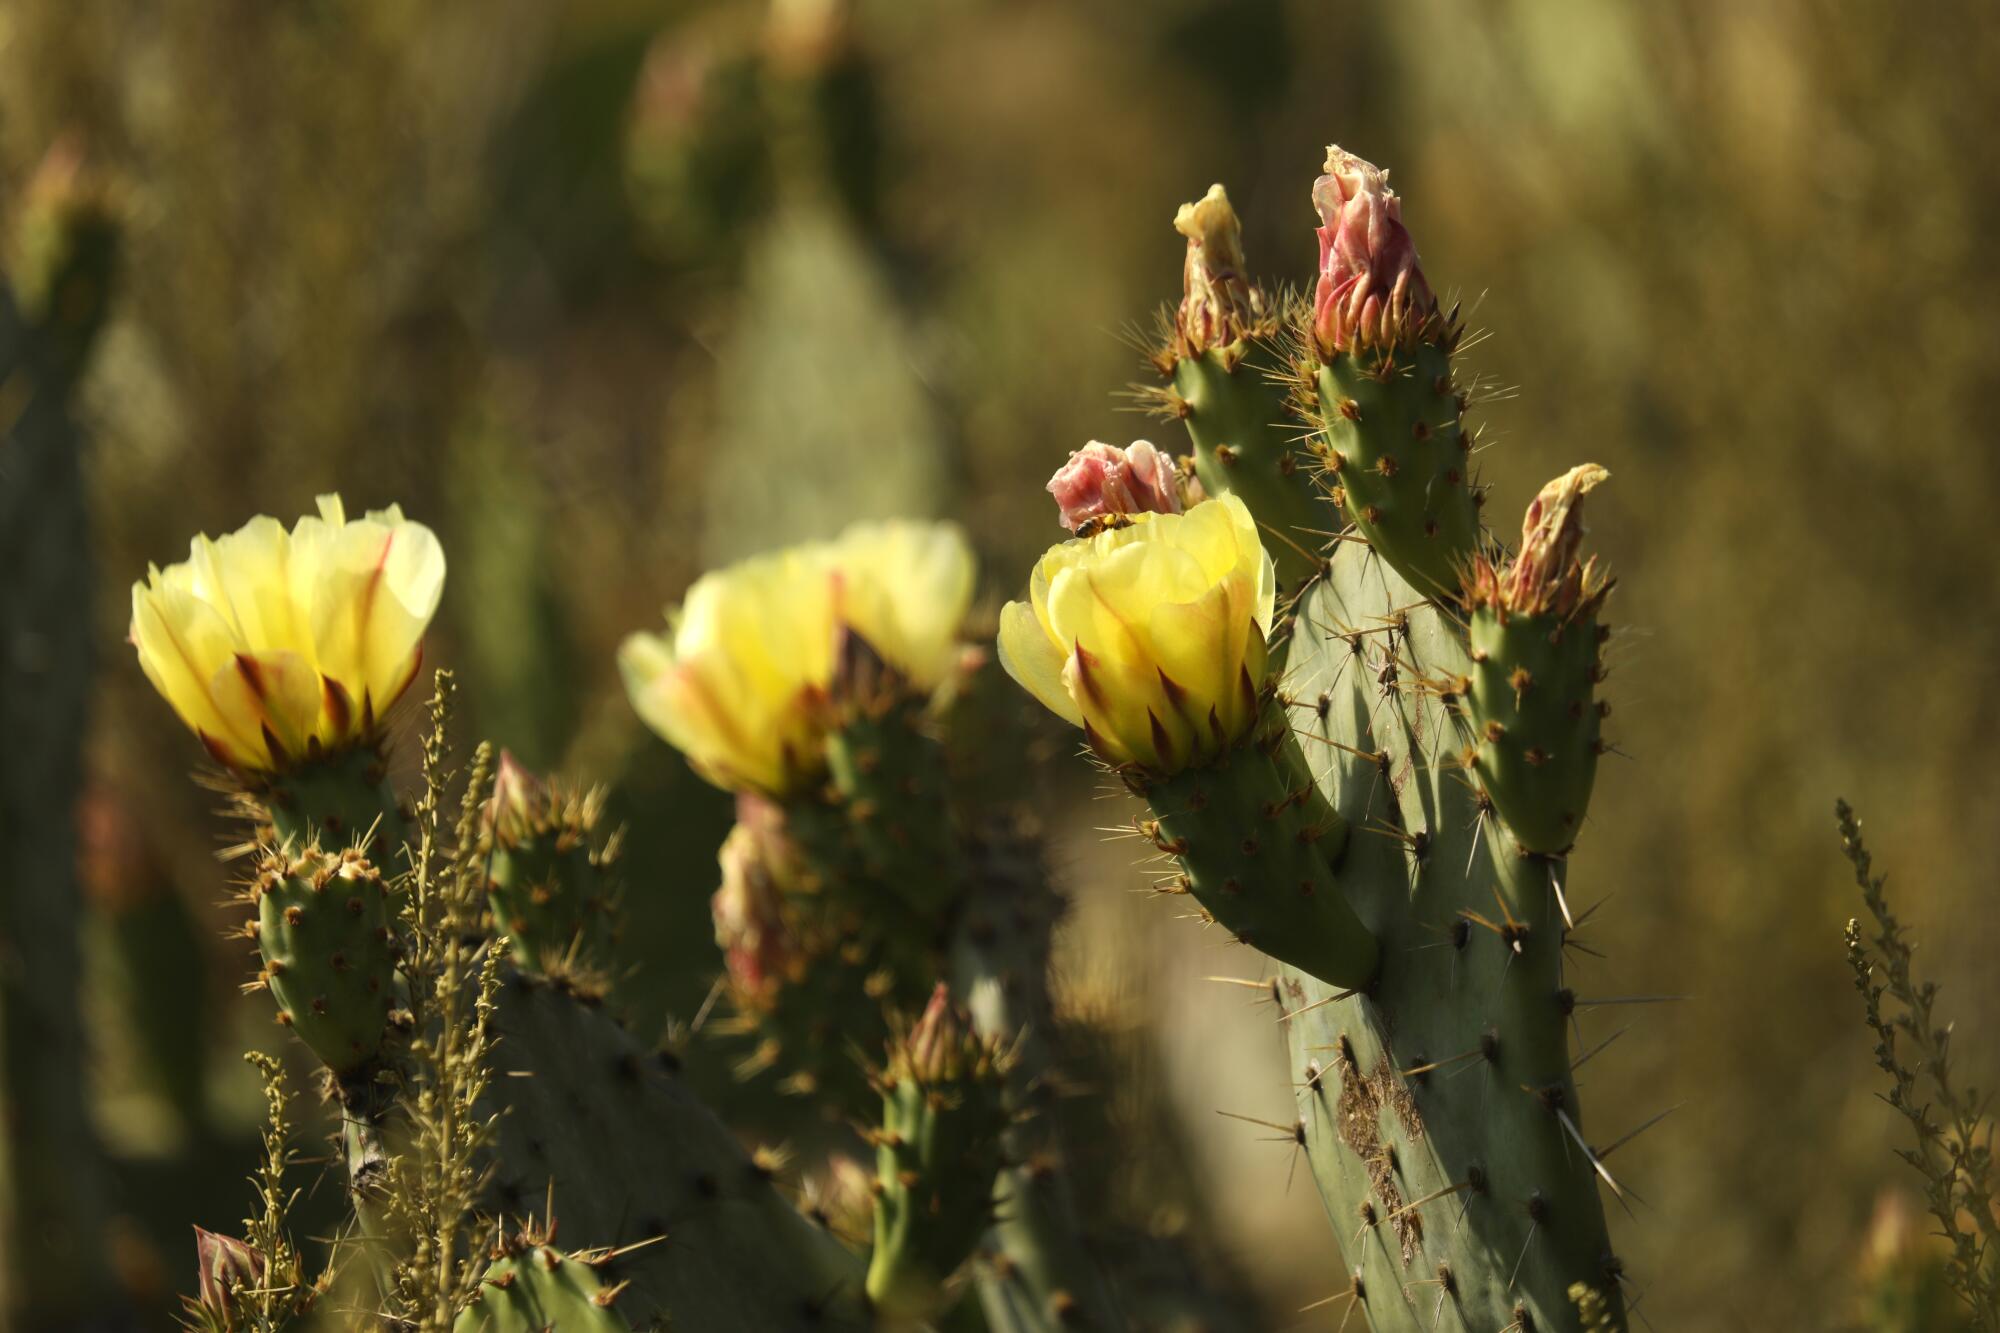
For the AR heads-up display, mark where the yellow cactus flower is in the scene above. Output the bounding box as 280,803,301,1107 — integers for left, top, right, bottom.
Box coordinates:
129,495,446,773
996,493,1275,773
619,519,974,796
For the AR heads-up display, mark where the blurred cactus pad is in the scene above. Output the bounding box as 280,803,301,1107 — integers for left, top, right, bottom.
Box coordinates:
5,2,2000,1331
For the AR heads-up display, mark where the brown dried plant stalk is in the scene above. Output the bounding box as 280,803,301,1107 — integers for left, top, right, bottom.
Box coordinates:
1841,798,2000,1329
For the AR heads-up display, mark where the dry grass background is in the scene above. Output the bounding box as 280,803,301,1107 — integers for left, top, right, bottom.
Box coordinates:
4,0,1998,1326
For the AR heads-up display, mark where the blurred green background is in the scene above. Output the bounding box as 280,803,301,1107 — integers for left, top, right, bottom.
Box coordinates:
4,0,1998,1327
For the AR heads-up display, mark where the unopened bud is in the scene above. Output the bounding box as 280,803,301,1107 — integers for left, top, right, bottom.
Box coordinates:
483,750,542,848
194,1226,267,1325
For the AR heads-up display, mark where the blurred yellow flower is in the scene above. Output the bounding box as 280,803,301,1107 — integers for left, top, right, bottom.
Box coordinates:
619,519,974,796
129,495,445,773
997,493,1275,773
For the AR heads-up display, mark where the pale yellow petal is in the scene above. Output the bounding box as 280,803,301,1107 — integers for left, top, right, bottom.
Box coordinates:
996,600,1081,727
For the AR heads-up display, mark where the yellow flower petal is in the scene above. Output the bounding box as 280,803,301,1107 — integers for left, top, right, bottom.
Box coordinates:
997,600,1080,727
994,493,1274,774
621,518,975,796
128,495,445,773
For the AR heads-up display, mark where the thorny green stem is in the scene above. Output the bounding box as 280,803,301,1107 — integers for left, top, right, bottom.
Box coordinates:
1840,798,2000,1329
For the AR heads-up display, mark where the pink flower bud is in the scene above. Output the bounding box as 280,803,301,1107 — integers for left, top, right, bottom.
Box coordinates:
712,794,802,1001
1311,146,1438,355
1174,184,1257,357
1045,440,1184,533
884,982,1009,1088
484,749,543,847
194,1227,267,1323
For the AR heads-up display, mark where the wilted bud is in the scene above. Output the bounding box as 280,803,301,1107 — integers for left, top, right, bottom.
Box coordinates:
1311,145,1438,356
1045,440,1184,533
1466,465,1612,618
712,795,804,1001
1173,184,1257,357
193,1227,266,1326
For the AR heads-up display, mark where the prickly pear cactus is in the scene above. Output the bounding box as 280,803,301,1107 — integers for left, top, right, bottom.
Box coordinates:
246,842,398,1073
995,140,1639,1333
484,970,873,1330
482,753,620,973
257,745,407,856
1274,549,1624,1332
865,985,1014,1321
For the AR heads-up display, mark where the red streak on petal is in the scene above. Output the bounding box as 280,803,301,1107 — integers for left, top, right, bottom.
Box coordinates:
322,674,354,737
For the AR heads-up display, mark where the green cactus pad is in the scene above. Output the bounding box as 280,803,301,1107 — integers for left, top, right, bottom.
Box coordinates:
719,921,905,1121
484,970,872,1329
249,844,397,1074
1275,547,1624,1333
487,835,617,974
485,792,620,975
865,990,1015,1321
817,689,961,922
1315,343,1480,601
1466,604,1606,856
1175,344,1329,590
455,1241,633,1333
1137,720,1378,989
258,744,405,856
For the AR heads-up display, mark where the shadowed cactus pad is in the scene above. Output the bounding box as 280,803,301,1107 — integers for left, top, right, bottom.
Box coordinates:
482,752,621,973
483,970,873,1329
456,1231,634,1333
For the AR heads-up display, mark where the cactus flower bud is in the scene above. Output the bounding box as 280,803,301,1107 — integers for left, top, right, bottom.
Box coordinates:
193,1226,267,1325
893,982,971,1085
712,795,804,1000
1045,440,1184,532
1311,145,1438,356
1466,464,1612,618
129,496,444,774
1173,183,1257,356
868,982,1013,1318
620,520,974,796
996,493,1275,774
484,750,541,847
